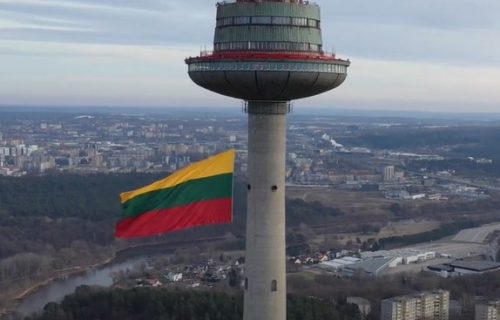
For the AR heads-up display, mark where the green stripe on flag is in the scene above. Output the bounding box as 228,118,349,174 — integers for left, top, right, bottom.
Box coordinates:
121,173,233,219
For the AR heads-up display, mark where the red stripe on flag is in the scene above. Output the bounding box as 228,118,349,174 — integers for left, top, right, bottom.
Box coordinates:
115,198,232,238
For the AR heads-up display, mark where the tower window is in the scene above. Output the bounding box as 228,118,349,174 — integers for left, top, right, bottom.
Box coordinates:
272,16,291,25
252,16,272,24
271,280,277,292
234,16,250,25
291,17,307,26
245,277,248,290
271,185,278,191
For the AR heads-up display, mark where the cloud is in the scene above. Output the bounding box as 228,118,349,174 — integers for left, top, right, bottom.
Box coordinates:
322,0,500,31
0,0,499,111
320,0,500,67
0,0,214,46
2,0,498,65
0,41,200,106
305,56,500,112
0,0,168,13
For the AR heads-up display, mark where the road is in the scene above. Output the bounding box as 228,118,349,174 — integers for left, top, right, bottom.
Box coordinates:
404,169,500,192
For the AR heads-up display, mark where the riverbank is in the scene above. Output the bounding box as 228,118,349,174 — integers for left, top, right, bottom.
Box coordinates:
2,236,230,319
16,256,117,301
1,254,116,319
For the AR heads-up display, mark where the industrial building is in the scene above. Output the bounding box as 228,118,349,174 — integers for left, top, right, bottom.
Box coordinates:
361,248,437,266
342,257,397,278
428,260,500,277
475,301,500,320
381,290,450,320
318,257,361,271
185,1,349,319
317,239,495,278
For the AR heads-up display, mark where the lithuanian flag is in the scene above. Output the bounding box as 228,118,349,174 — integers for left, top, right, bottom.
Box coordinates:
115,149,235,238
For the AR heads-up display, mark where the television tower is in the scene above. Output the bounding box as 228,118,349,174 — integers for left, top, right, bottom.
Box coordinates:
185,1,349,319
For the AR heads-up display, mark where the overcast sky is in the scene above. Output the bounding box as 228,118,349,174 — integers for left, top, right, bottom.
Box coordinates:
0,0,499,112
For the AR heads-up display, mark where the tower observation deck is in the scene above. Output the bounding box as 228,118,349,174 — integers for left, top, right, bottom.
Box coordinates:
185,1,349,319
186,0,349,101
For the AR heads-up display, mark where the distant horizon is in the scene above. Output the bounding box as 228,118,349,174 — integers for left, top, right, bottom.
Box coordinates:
2,104,500,122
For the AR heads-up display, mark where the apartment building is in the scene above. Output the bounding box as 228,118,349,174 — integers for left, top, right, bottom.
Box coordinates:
381,290,450,320
475,301,500,320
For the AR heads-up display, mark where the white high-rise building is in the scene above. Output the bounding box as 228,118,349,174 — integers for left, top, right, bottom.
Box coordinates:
384,165,396,182
381,290,450,320
475,301,500,320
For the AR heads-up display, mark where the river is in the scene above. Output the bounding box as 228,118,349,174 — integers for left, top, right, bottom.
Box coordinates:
14,257,149,318
10,237,225,318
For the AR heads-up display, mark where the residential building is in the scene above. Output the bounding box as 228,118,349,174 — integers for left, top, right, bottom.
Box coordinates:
475,301,500,320
384,165,395,182
381,290,450,320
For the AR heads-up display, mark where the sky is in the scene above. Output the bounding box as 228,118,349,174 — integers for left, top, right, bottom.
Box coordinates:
0,0,499,112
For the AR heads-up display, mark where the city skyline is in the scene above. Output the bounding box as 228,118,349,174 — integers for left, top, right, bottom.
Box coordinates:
1,0,499,112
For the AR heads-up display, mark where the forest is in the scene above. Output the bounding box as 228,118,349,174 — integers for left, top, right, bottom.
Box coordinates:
0,172,342,310
0,173,341,260
27,287,361,320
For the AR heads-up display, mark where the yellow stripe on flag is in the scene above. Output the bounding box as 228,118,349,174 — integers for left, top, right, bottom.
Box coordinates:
120,149,236,204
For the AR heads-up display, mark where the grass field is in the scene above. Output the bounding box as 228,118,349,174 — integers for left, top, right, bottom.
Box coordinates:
287,186,392,219
286,186,442,243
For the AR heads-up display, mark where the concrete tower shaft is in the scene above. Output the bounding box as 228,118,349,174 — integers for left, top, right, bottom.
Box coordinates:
185,1,349,320
245,102,287,320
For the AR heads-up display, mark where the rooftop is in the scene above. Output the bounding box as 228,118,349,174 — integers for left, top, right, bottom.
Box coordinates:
383,290,449,303
427,264,454,272
447,260,500,272
344,257,395,275
217,0,318,6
